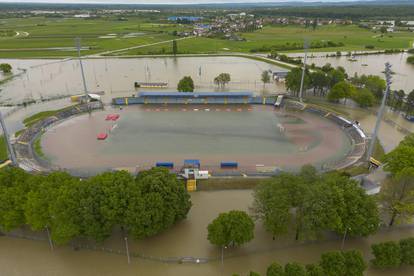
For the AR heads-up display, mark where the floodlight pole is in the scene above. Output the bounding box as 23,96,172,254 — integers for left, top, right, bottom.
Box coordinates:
298,39,309,102
75,38,89,99
0,111,17,165
366,62,392,162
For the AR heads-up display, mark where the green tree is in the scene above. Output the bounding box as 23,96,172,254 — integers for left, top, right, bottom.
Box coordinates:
310,70,329,96
407,56,414,65
24,172,70,232
0,63,12,73
177,76,194,92
284,262,306,276
406,90,414,115
261,70,271,87
172,40,178,55
320,251,346,276
286,67,309,97
127,167,191,239
400,133,414,148
351,74,386,100
332,174,380,237
379,167,414,226
343,250,366,276
371,241,401,269
0,167,33,231
266,262,285,276
327,68,346,88
384,145,414,175
400,237,414,265
352,88,375,107
207,210,254,248
305,264,324,276
327,81,354,104
214,73,231,88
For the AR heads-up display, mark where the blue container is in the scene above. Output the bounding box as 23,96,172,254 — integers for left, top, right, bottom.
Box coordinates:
156,162,174,168
184,159,200,168
221,162,238,168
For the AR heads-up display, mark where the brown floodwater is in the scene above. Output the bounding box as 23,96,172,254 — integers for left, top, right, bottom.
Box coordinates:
0,56,287,105
288,52,414,93
1,190,414,276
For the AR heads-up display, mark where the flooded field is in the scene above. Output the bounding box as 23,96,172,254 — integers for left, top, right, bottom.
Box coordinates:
41,105,352,173
293,52,414,92
1,190,414,276
0,56,286,105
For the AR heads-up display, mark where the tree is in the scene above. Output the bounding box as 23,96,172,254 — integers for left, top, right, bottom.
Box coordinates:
383,145,414,175
406,90,414,115
379,167,414,226
352,88,375,107
0,167,33,231
286,67,309,97
266,262,284,276
261,70,271,87
351,74,386,100
390,89,405,110
177,76,194,92
0,63,12,73
172,40,178,55
407,56,414,65
327,68,346,88
284,262,306,276
332,174,380,237
380,26,388,34
214,73,231,88
327,81,354,104
320,251,346,276
371,241,401,269
128,167,191,239
310,70,329,96
400,133,414,148
207,210,254,248
305,264,324,276
343,250,366,276
400,237,414,265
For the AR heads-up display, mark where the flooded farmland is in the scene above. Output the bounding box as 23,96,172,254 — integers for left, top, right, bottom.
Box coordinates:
0,56,287,105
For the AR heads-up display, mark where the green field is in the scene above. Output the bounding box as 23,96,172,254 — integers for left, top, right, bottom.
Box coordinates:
119,25,414,56
0,17,412,58
0,16,189,58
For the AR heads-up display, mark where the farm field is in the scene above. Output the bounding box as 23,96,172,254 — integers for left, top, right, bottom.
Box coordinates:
116,25,414,56
0,16,187,58
0,17,412,58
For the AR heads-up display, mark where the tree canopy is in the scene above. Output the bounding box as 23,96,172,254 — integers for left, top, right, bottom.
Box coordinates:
177,76,194,92
0,63,12,73
0,167,192,245
207,210,254,247
214,73,231,88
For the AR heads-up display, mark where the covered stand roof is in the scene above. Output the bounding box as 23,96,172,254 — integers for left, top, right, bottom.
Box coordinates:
138,92,253,97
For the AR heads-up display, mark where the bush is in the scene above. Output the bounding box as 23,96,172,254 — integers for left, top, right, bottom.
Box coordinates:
407,56,414,65
352,88,376,107
365,45,375,49
371,241,401,269
284,262,306,276
343,250,366,276
305,264,324,276
320,251,346,276
266,262,284,276
400,237,414,265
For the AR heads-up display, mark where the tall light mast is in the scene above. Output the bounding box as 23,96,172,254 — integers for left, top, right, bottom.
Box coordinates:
366,62,392,161
298,39,309,102
0,111,17,165
75,37,89,100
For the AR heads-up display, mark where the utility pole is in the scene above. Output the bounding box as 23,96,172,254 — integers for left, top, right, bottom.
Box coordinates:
75,38,89,100
0,111,17,165
124,236,131,264
366,62,392,162
298,39,309,102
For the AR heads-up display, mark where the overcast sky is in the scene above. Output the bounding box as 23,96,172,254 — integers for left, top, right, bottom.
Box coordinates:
0,0,364,4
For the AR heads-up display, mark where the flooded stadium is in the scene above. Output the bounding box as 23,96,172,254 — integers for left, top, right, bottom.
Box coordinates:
40,104,354,174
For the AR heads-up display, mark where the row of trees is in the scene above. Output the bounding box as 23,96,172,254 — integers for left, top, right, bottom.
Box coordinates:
243,238,414,276
285,62,386,107
0,167,191,245
252,166,379,241
388,88,414,115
